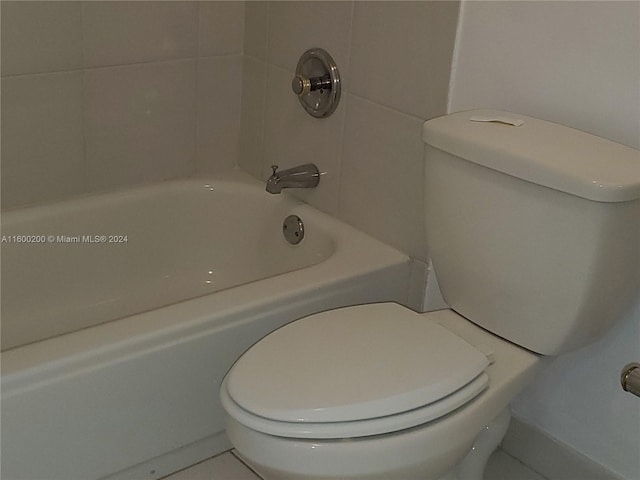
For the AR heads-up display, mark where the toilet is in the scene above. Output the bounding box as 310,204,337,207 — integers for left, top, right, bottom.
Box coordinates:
220,110,640,480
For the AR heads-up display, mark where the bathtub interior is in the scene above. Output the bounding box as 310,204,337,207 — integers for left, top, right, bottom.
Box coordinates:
1,177,334,351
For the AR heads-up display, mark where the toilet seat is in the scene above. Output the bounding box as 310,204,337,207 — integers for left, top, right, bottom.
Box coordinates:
221,371,488,438
222,303,491,438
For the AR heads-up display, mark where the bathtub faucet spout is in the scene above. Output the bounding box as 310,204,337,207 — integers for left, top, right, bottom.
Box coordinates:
266,164,320,194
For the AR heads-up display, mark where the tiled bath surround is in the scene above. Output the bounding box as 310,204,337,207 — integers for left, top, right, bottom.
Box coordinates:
1,0,458,261
239,1,460,262
1,1,244,208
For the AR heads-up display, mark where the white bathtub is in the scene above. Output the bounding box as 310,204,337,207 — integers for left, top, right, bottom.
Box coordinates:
1,172,411,480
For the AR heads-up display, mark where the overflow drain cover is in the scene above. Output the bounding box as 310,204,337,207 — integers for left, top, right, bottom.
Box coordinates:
283,215,304,245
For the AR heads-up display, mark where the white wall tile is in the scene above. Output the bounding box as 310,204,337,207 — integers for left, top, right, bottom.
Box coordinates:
267,1,353,80
238,56,267,178
199,2,244,58
349,1,459,119
262,64,345,215
85,60,197,192
2,0,251,209
0,1,83,76
1,72,85,208
236,0,464,263
196,56,243,174
339,95,427,260
83,1,198,68
244,2,269,61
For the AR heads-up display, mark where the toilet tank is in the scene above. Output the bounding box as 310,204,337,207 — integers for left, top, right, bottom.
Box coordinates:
423,110,640,355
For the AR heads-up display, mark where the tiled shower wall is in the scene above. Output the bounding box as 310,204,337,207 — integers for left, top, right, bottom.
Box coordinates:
2,1,460,262
1,1,243,209
239,1,460,261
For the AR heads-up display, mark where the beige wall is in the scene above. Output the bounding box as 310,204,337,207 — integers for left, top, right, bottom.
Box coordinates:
449,2,640,477
1,1,244,209
239,1,460,261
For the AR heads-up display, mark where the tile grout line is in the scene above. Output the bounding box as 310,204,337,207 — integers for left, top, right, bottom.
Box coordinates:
230,450,265,480
496,449,552,480
157,450,231,480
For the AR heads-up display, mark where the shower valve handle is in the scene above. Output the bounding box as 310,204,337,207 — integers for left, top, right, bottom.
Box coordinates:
291,74,332,97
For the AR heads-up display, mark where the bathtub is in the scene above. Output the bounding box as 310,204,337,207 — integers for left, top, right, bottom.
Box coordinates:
1,171,411,480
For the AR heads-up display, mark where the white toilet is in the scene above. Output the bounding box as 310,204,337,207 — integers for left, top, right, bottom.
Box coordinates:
220,110,640,480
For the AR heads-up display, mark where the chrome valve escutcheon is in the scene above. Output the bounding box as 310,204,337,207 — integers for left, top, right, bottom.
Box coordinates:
291,48,340,118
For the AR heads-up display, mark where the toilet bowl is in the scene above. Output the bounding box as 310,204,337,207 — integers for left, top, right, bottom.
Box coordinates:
220,110,640,479
220,305,541,480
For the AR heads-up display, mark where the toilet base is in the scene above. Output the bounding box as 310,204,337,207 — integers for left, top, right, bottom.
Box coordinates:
453,408,512,480
227,408,511,480
419,408,511,480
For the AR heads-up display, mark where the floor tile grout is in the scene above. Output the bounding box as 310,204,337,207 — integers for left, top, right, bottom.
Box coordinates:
230,450,265,480
163,446,548,480
497,449,551,480
158,450,232,480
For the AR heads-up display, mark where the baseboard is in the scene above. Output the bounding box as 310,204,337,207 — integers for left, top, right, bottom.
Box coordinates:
501,416,624,480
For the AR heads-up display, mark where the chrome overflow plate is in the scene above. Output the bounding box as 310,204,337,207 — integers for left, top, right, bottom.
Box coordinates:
291,48,341,118
283,215,305,245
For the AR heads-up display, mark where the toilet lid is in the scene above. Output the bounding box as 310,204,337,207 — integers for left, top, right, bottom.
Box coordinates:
221,371,489,438
225,303,490,424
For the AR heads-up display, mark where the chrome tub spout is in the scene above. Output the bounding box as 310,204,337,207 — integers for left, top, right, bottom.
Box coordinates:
266,164,320,194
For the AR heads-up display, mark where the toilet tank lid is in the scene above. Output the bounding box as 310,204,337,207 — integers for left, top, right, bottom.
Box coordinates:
422,109,640,203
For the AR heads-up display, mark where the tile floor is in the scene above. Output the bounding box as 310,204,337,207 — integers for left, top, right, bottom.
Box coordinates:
163,447,547,480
